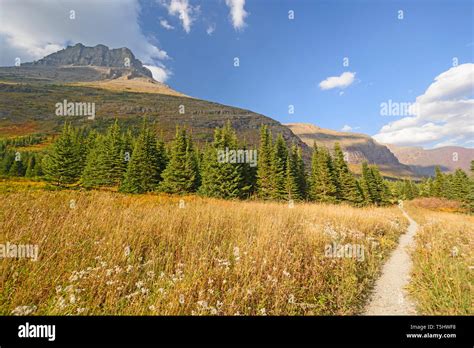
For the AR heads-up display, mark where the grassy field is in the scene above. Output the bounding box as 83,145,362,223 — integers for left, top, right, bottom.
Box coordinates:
405,199,473,315
0,184,407,315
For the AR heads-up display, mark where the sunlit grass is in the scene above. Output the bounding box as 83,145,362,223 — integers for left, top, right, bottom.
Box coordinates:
0,187,407,315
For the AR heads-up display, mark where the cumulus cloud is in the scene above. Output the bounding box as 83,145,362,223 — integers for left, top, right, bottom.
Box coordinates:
225,0,248,30
319,72,356,90
0,0,171,82
161,0,198,34
373,63,474,148
160,19,175,30
341,125,352,132
144,64,171,83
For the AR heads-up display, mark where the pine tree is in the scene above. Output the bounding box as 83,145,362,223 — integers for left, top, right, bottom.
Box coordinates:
8,155,25,176
256,125,276,199
82,120,128,188
272,134,288,199
361,162,378,204
432,166,447,197
451,169,469,201
25,155,36,177
120,119,166,193
42,123,83,186
159,128,199,194
199,122,247,199
309,145,338,203
285,145,303,200
332,143,361,204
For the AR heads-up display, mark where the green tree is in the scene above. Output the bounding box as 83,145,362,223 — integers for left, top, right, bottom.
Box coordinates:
120,120,166,193
256,125,276,199
332,143,361,204
159,128,199,194
42,123,83,186
199,122,249,199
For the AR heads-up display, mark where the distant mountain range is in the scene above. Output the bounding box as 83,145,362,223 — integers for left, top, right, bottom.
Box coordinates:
287,123,473,177
0,44,472,178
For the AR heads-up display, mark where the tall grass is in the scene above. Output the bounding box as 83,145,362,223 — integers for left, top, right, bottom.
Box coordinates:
0,189,407,315
405,200,473,315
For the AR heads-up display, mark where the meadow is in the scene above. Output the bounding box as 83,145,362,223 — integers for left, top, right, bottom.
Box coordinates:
405,199,473,315
0,185,407,316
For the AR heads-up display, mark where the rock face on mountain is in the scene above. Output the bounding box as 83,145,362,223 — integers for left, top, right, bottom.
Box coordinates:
22,43,152,78
286,123,416,178
385,144,474,175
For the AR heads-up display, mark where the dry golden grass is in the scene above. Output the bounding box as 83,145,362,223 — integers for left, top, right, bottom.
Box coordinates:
0,188,407,315
405,201,474,315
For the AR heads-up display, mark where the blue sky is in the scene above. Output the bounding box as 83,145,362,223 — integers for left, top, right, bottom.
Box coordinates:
137,0,473,141
0,0,473,147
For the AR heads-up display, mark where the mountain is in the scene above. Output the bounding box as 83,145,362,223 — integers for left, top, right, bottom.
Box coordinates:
385,144,474,175
22,43,152,78
285,123,416,178
0,43,185,97
0,44,309,156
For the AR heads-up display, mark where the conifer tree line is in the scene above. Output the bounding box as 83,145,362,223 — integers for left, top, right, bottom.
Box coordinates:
1,120,472,210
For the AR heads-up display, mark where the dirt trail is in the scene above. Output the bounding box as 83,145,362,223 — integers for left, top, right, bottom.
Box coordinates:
364,205,418,315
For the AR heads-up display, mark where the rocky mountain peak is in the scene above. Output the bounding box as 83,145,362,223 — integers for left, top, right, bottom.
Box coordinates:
22,43,152,78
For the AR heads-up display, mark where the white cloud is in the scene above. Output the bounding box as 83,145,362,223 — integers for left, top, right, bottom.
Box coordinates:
161,0,198,34
341,125,352,132
160,19,175,30
225,0,248,31
319,72,356,90
0,0,170,81
206,24,216,36
373,63,474,148
144,64,171,83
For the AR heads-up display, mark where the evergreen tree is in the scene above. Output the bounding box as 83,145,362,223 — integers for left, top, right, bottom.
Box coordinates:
42,123,83,186
272,134,288,199
199,122,248,199
256,125,276,199
25,155,36,177
432,166,447,197
451,169,469,201
285,145,303,200
159,128,199,194
309,145,338,203
332,143,361,204
120,120,166,193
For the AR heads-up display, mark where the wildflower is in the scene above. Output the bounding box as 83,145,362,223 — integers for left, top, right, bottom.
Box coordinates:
69,294,76,304
12,305,37,316
141,287,149,295
179,294,185,304
55,286,62,294
283,270,290,277
259,308,267,316
210,307,218,315
124,246,131,257
149,305,156,311
69,274,78,282
451,246,459,257
106,269,113,277
288,294,295,304
135,281,144,289
76,308,86,314
147,271,155,278
233,246,240,261
126,265,133,273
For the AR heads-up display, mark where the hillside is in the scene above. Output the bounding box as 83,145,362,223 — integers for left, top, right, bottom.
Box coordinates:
285,123,416,178
385,144,474,175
